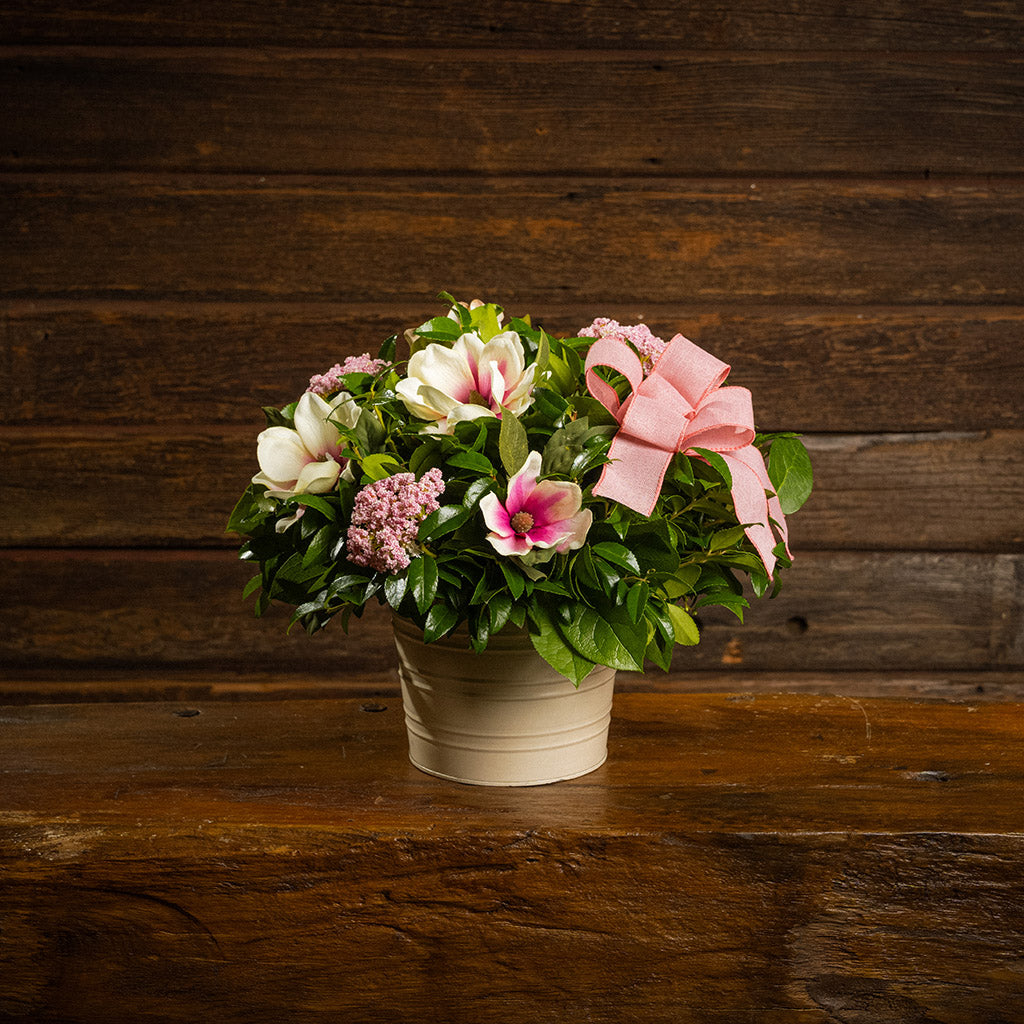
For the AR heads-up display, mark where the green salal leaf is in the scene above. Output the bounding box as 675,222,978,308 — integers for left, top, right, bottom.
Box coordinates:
377,333,398,361
438,292,472,328
663,564,700,598
383,573,407,610
408,555,438,614
262,402,296,429
498,407,530,477
709,525,748,552
353,407,386,454
768,436,814,514
419,504,472,541
293,494,338,520
690,448,733,489
667,604,700,646
359,452,402,481
414,316,463,342
500,560,526,600
462,477,493,509
488,592,513,635
528,603,593,687
534,328,552,379
626,580,650,623
448,450,495,474
471,303,504,341
227,485,270,535
592,541,641,575
423,603,459,643
302,524,334,568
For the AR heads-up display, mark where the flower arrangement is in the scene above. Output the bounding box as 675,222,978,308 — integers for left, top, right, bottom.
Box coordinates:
228,295,812,685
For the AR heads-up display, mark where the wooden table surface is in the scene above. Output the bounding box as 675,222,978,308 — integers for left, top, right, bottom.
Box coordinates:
3,692,1023,1022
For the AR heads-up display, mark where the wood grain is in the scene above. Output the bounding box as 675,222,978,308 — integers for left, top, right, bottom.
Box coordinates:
2,427,1022,551
1,1,1020,49
5,302,1023,432
0,550,1019,675
4,176,1023,304
5,51,1023,174
2,694,1023,1021
1,669,1022,706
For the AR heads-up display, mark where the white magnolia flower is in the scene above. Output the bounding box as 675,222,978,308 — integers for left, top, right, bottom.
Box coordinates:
396,330,536,433
252,390,360,499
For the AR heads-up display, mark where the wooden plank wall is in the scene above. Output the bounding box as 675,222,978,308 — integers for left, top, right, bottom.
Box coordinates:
1,2,1022,702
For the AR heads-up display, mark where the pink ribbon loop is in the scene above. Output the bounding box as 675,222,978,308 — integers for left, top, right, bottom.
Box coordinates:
585,334,789,576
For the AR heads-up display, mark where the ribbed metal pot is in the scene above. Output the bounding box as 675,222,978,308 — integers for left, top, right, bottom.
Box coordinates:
392,615,616,787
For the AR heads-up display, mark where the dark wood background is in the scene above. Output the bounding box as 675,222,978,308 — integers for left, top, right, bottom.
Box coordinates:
2,1,1022,703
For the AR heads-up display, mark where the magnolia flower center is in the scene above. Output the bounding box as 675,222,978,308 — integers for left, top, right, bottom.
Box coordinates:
467,389,490,408
510,511,535,535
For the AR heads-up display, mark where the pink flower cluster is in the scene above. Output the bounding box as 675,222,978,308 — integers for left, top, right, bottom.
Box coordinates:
579,318,667,373
308,354,389,395
345,469,445,573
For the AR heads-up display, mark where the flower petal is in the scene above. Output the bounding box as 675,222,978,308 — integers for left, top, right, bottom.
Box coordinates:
479,492,513,537
486,531,533,557
505,450,543,513
256,426,311,484
521,479,583,527
407,339,478,405
295,459,342,494
293,391,340,459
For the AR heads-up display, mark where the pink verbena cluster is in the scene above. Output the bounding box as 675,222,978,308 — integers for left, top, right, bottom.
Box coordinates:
308,354,389,395
579,318,667,373
345,469,445,573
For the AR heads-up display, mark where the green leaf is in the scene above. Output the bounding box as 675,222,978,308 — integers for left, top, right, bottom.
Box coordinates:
626,580,650,623
359,453,401,481
690,448,733,489
355,410,386,457
768,436,814,514
302,524,333,568
227,484,269,535
488,592,513,635
414,315,462,342
438,292,472,328
408,555,438,614
709,525,748,552
601,605,649,670
377,333,397,361
448,450,495,474
528,603,594,686
663,564,700,598
498,406,530,477
592,541,641,575
242,574,263,600
462,477,493,509
471,303,503,341
290,493,337,520
424,603,459,643
667,604,700,646
499,560,526,600
383,573,407,610
419,504,472,541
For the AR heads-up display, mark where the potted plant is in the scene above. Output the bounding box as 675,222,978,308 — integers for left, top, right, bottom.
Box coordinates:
228,295,812,785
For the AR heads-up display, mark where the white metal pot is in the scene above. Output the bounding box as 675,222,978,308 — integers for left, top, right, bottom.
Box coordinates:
392,615,616,787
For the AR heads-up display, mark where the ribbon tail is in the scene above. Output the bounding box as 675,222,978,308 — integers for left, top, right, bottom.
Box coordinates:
593,434,673,518
720,449,779,578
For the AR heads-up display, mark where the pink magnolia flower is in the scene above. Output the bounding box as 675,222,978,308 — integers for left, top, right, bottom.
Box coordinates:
396,330,536,434
252,390,360,499
480,451,592,557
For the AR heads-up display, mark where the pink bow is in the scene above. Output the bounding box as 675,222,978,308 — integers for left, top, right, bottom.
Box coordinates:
585,334,789,576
